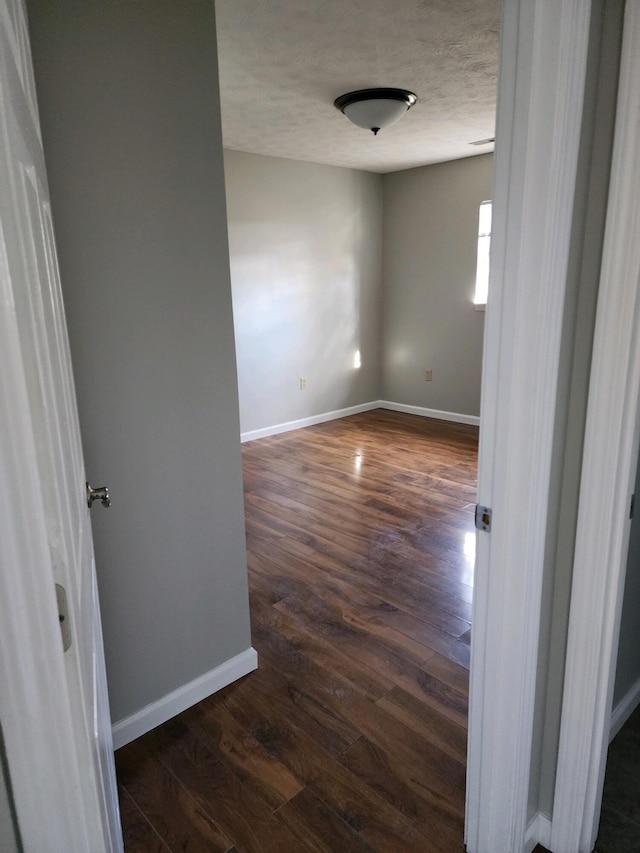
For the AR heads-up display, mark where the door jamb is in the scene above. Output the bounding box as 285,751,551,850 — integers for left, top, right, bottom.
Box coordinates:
466,1,593,850
551,3,640,849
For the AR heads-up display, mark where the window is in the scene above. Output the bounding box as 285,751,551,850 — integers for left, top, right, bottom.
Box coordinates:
474,200,492,307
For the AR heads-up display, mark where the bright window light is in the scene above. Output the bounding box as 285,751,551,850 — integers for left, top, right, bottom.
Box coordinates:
474,201,492,307
354,349,361,369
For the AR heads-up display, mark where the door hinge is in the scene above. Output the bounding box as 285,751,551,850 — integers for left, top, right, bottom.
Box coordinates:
631,493,636,520
475,504,492,532
55,583,72,652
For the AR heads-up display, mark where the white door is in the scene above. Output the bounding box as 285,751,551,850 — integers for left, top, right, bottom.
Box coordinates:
0,1,122,850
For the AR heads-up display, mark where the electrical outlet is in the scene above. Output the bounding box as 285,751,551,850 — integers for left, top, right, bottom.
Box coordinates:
425,370,433,381
300,377,307,390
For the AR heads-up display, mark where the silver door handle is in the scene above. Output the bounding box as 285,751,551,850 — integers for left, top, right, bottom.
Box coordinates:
86,482,111,508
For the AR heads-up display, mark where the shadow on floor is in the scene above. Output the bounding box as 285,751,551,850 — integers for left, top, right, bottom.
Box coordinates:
596,705,640,852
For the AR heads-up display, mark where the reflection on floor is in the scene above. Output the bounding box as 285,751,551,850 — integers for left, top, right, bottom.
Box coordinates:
597,705,640,852
115,409,479,850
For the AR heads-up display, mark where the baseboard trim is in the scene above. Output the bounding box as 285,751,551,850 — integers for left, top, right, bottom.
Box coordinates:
524,812,552,852
609,675,640,742
240,402,379,442
378,400,481,427
241,400,480,442
111,647,258,749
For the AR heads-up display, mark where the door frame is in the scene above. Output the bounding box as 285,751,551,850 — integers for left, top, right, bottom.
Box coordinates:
0,0,612,850
551,2,640,850
466,1,593,850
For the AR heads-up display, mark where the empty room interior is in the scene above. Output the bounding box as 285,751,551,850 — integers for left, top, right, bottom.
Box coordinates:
24,0,495,848
10,0,639,851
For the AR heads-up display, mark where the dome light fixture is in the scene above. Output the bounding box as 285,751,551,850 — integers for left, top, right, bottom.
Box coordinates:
334,88,418,135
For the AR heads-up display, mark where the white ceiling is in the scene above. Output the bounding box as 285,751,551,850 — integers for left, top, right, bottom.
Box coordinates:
214,0,501,174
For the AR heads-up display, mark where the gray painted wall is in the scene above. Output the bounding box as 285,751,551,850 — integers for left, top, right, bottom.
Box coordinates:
381,154,492,416
27,0,252,723
614,450,640,707
0,784,18,853
224,150,489,434
0,724,19,853
224,150,383,435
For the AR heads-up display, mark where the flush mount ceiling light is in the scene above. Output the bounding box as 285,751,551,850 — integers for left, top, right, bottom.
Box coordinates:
334,88,417,135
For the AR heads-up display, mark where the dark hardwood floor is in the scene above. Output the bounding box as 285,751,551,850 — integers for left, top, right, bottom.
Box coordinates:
116,409,479,851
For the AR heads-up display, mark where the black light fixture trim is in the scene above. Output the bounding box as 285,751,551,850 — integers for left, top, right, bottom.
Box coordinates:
334,87,418,113
333,88,418,135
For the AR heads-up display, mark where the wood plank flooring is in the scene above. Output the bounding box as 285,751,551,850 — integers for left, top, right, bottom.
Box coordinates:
116,409,479,851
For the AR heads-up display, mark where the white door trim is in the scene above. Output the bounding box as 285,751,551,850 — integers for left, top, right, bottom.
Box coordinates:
466,1,593,850
551,3,640,850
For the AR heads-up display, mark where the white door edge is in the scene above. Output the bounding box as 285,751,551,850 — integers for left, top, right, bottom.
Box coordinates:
551,2,640,850
0,234,100,852
466,1,593,850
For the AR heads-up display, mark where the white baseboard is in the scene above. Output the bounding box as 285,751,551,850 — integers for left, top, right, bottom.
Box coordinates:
524,812,552,852
609,675,640,742
378,400,481,427
111,646,258,749
240,400,480,442
240,401,379,442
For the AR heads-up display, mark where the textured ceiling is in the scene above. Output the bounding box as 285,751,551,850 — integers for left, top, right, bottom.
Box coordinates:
214,0,500,174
